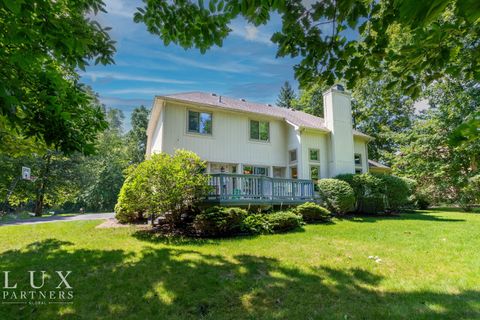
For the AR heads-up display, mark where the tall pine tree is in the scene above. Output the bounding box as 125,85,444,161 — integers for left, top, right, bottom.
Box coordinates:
276,81,296,108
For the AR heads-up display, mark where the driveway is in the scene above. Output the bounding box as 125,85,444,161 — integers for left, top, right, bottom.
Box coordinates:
0,212,115,226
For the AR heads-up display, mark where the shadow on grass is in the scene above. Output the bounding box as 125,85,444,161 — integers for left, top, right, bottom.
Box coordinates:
338,211,466,223
0,239,478,319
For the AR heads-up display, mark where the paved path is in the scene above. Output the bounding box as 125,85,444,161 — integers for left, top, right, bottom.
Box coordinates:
0,213,115,226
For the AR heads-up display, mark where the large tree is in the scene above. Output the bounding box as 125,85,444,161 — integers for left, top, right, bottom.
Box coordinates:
392,79,479,205
0,0,115,155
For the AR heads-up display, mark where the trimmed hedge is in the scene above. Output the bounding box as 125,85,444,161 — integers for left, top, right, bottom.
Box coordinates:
317,179,355,214
294,202,331,222
265,211,303,233
376,174,411,212
193,206,247,237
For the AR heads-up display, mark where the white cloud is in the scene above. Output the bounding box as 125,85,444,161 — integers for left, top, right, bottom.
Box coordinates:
81,71,195,85
230,23,273,46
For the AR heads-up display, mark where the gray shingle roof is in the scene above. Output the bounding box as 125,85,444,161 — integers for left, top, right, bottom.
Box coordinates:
159,92,371,139
368,159,391,169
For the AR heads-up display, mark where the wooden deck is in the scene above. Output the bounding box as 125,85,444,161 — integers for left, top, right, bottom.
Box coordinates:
205,173,315,206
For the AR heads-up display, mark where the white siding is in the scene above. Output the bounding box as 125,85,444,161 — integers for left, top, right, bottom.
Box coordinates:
161,102,289,167
300,131,329,179
354,138,369,173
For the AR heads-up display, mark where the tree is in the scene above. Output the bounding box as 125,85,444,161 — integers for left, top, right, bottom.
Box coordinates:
392,79,480,205
291,83,325,117
351,79,415,164
0,0,115,155
126,106,150,164
276,81,296,108
135,0,479,99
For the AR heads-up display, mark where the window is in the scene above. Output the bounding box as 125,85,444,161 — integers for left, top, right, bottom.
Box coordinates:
309,149,320,162
355,168,363,174
290,167,298,179
289,149,297,162
310,166,320,181
250,120,269,141
188,110,212,134
243,165,269,176
354,153,362,166
273,167,286,178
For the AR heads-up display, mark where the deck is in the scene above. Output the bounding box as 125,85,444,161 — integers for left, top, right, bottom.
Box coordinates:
205,173,315,206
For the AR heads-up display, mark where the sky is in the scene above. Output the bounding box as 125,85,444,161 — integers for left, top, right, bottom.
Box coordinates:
81,0,302,130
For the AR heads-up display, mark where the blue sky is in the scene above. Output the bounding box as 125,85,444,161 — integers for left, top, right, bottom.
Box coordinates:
81,0,303,130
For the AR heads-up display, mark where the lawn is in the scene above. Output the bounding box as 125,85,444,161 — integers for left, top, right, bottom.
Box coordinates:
0,208,479,319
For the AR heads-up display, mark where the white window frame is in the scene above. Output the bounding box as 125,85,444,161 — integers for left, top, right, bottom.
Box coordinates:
289,149,298,163
309,148,320,162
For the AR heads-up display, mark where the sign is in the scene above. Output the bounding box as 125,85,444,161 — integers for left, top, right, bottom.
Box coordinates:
22,167,31,180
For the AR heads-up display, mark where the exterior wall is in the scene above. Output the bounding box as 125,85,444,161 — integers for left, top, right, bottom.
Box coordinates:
287,125,302,178
159,101,289,169
353,137,369,173
299,130,329,179
323,88,355,176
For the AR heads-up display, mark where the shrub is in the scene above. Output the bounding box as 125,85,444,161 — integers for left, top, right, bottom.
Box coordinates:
460,175,480,212
415,192,431,210
243,214,271,234
375,174,411,212
336,173,386,214
294,202,331,223
265,211,303,232
115,150,210,225
193,206,248,237
317,179,355,214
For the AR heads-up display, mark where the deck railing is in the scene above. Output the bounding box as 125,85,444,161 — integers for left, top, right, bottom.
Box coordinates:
206,173,314,203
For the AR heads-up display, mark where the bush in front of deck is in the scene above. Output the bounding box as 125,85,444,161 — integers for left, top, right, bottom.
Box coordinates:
265,211,303,233
317,179,355,214
294,202,332,222
243,214,271,234
193,206,248,237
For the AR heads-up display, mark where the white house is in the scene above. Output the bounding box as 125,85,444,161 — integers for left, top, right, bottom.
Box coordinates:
146,86,385,205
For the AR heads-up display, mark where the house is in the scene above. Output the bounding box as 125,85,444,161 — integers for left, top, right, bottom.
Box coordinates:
146,85,386,205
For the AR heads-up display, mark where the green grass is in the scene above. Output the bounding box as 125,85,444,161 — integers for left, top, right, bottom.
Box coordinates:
0,208,479,319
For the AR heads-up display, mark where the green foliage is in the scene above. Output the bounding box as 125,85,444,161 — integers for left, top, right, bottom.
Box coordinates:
115,175,148,224
317,179,355,214
126,106,150,164
294,202,332,223
392,79,480,205
0,1,115,154
264,211,303,233
459,175,480,212
276,81,296,108
291,83,326,117
115,150,210,226
193,206,248,237
135,0,479,110
351,78,415,164
242,214,271,235
336,173,385,214
375,174,411,212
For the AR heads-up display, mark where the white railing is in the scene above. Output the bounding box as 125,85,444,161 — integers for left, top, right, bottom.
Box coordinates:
207,174,314,202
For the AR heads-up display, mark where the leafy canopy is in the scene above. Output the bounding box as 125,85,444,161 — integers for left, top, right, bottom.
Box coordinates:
135,0,479,96
0,0,116,155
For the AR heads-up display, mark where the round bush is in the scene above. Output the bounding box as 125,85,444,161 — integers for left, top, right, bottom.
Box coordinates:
193,206,248,237
294,202,331,223
243,214,271,234
317,179,355,214
115,150,210,225
265,211,303,233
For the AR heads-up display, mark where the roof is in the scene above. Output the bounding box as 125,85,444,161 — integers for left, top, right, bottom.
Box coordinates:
157,92,371,139
368,159,392,170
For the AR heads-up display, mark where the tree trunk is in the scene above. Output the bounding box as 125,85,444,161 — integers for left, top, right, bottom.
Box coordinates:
34,153,52,216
